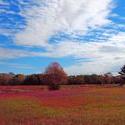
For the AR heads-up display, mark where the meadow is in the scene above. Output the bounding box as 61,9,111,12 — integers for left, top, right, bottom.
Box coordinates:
0,85,125,125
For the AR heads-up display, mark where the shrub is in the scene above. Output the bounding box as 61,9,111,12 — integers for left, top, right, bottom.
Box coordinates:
48,83,60,90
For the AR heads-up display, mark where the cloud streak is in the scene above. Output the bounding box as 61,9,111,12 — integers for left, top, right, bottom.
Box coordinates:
15,0,114,46
0,47,42,59
1,0,125,75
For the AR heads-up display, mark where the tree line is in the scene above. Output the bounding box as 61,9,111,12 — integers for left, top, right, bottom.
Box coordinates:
0,62,125,86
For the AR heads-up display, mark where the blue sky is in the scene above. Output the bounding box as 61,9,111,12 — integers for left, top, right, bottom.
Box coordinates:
0,0,125,75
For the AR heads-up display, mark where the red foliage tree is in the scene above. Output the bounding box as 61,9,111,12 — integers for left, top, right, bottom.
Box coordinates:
11,74,25,85
45,62,67,90
0,73,13,85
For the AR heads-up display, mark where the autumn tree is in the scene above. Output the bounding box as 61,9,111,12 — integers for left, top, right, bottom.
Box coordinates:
45,62,67,90
11,74,25,85
0,73,13,85
119,65,125,86
68,75,85,85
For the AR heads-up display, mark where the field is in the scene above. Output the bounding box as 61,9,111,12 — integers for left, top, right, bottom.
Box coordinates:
0,85,125,125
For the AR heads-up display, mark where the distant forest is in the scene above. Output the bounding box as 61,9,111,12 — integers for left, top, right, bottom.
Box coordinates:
0,62,125,86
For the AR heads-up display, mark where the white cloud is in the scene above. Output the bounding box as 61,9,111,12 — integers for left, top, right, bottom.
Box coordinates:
109,32,125,45
40,41,101,58
65,57,125,75
1,31,125,75
64,32,125,75
15,0,114,47
2,0,125,75
0,61,35,70
0,47,42,59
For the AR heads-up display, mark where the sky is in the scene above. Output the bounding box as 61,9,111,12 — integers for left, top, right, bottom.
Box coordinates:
0,0,125,75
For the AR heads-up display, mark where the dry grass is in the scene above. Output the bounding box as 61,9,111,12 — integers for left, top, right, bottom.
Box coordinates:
0,85,125,125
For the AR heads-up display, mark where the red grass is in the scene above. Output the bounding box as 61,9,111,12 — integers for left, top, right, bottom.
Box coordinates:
0,85,89,108
1,85,125,125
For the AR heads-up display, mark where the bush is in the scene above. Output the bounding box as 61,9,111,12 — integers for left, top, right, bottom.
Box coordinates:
48,83,60,90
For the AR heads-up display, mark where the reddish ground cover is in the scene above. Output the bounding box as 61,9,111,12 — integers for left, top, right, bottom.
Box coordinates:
0,85,90,108
1,85,125,125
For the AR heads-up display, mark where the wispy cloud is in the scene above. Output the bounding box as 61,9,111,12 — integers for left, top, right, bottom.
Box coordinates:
0,47,42,59
0,0,125,75
0,61,35,70
15,0,114,46
64,32,125,75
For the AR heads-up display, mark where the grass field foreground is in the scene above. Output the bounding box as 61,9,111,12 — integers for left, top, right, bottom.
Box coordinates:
0,85,125,125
